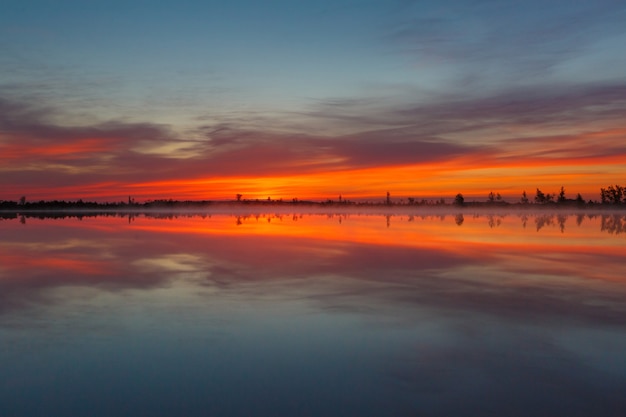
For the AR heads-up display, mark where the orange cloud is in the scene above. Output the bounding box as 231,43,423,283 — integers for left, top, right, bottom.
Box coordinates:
0,137,113,160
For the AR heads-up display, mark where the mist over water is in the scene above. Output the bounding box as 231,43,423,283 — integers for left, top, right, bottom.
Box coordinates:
1,212,625,416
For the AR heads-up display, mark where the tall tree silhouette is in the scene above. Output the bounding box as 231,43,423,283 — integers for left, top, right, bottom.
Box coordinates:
601,185,624,204
520,191,529,204
535,188,546,204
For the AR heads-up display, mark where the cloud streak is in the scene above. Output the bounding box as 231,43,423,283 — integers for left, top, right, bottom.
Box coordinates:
386,0,626,87
2,78,626,201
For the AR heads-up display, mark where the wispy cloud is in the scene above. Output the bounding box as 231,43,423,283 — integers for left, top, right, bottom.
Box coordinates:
2,77,626,201
303,82,626,138
385,0,626,88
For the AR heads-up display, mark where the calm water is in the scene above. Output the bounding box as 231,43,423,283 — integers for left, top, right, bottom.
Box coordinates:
1,211,625,417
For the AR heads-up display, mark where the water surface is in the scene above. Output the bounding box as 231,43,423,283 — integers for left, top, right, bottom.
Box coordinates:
1,211,625,416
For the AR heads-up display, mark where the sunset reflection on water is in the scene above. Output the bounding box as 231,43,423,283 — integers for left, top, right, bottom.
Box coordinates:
1,211,625,416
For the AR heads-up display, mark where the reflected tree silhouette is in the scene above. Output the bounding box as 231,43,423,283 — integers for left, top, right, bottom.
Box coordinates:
487,215,502,228
520,214,528,229
601,214,626,234
535,214,555,231
557,214,567,233
4,210,626,236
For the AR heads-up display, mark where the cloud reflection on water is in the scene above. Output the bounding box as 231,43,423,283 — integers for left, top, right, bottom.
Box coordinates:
1,211,624,321
1,212,625,416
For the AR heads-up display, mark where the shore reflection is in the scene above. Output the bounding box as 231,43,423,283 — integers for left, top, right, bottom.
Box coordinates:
3,209,626,234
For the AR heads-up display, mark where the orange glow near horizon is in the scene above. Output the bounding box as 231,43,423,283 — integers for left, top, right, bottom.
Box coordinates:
13,157,620,202
2,126,625,202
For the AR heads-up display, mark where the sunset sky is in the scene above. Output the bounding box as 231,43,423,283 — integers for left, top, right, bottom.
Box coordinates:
1,0,625,202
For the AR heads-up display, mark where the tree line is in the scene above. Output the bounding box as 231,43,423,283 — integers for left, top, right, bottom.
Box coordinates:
2,184,626,210
453,184,626,207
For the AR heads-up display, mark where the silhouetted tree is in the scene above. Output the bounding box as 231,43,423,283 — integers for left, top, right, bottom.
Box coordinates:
488,191,495,203
601,185,624,204
19,196,26,205
236,194,243,202
454,193,464,206
535,188,546,204
611,185,624,204
557,186,566,203
520,191,529,204
575,193,585,205
386,191,391,205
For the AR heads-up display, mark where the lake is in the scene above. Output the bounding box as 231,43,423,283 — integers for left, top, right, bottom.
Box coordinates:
1,210,625,416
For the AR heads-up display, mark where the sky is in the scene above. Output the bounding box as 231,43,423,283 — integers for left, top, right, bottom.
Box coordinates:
1,0,625,202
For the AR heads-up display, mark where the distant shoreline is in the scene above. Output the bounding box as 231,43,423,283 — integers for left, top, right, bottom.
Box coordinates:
2,200,625,216
3,186,626,212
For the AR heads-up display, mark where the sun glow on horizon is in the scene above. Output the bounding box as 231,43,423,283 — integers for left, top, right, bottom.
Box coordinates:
4,157,621,203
